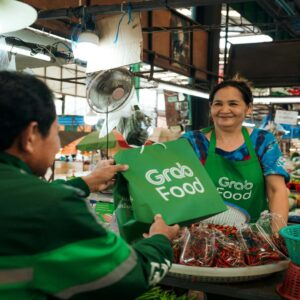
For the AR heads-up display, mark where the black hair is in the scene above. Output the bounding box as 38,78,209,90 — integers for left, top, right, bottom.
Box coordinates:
0,71,56,151
209,78,253,106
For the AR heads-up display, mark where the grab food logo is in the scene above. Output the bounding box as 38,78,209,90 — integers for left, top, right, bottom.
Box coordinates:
217,176,253,201
148,259,171,285
145,162,205,201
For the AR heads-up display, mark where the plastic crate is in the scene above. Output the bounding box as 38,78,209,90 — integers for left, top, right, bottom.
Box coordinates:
277,262,300,300
279,225,300,266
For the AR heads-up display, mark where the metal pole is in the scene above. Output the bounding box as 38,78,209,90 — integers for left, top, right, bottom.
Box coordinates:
223,4,230,77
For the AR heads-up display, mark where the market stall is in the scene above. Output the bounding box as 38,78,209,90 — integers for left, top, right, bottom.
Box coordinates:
162,271,284,300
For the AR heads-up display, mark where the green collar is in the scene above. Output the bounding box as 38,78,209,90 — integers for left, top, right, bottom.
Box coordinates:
0,151,33,175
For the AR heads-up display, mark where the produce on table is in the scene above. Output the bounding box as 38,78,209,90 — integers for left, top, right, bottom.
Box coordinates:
214,232,246,268
135,286,197,300
237,224,284,266
180,226,216,267
256,212,288,256
172,228,188,264
172,219,287,267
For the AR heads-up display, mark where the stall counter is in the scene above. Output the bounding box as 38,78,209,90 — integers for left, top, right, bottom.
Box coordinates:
161,271,284,300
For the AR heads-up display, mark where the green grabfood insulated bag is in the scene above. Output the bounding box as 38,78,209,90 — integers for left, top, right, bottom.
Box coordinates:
113,139,226,243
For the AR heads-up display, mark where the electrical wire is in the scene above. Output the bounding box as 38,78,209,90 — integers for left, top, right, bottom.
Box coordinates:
51,41,73,53
2,35,73,62
113,2,133,44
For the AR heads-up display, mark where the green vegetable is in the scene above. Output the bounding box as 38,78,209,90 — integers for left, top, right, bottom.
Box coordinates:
135,286,197,300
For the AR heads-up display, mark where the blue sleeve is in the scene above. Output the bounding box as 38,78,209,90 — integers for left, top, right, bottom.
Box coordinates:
256,130,290,182
181,131,208,162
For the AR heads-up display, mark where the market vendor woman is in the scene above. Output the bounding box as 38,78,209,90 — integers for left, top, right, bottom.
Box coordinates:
182,77,289,224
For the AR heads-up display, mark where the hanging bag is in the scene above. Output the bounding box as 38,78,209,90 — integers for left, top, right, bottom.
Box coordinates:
113,139,227,242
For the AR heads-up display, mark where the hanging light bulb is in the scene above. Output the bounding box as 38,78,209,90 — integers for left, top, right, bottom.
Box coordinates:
72,13,99,62
0,0,37,34
73,31,99,62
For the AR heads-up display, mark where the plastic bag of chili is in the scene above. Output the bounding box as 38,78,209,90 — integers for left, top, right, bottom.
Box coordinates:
180,224,216,267
213,230,247,268
256,213,288,256
172,227,189,263
237,224,287,266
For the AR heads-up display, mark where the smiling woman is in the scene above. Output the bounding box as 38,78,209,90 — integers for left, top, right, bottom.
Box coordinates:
181,77,289,226
210,86,252,142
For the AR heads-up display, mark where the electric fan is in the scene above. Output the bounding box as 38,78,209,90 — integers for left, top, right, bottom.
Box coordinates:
86,67,134,114
86,67,152,144
86,67,141,139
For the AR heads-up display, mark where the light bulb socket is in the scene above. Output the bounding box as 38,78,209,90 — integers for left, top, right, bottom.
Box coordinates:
84,16,96,31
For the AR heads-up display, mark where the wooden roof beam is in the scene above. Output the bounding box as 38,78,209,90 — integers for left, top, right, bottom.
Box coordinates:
38,0,253,20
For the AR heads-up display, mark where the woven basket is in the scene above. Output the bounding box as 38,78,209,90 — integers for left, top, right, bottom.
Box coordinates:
279,225,300,265
277,262,300,300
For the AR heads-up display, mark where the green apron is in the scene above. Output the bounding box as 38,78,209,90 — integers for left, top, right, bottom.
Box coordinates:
204,127,267,222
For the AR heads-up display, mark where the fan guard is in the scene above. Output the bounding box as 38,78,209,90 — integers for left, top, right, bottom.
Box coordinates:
87,68,133,114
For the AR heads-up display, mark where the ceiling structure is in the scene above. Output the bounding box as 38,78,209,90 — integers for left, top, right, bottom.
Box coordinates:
3,0,300,123
23,0,300,42
232,0,300,39
21,0,300,36
13,1,299,82
6,1,300,76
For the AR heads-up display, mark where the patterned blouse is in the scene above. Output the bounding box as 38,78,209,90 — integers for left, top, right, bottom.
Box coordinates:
182,127,289,182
